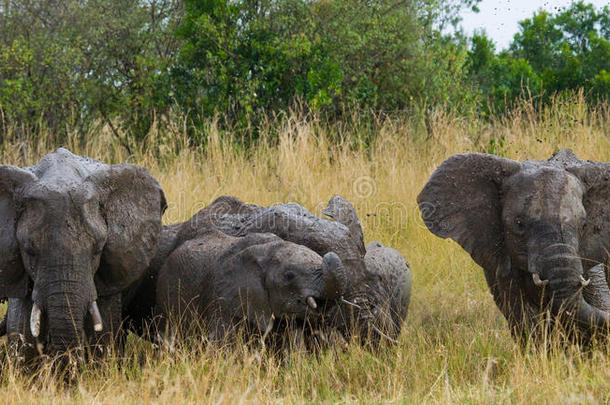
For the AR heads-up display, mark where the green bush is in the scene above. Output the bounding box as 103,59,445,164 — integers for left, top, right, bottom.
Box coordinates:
468,1,610,113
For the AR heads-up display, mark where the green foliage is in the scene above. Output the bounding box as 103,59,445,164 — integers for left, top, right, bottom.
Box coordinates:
468,1,610,113
173,0,343,127
175,0,479,131
0,0,181,142
2,0,607,145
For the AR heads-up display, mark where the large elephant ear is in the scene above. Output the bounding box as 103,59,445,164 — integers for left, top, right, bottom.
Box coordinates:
565,158,610,267
90,164,167,296
222,239,279,333
323,195,365,256
0,165,36,298
417,153,521,271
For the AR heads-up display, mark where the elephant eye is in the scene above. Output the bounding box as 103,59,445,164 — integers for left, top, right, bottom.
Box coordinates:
284,272,296,282
513,218,526,234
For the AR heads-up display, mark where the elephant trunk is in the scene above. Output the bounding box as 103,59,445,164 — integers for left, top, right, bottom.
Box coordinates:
33,268,98,355
321,252,347,299
45,289,87,354
533,243,610,331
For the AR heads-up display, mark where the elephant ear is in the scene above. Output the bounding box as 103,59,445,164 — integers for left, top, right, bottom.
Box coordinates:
323,195,365,256
565,158,610,267
222,238,280,333
417,153,521,272
90,163,167,296
0,165,36,298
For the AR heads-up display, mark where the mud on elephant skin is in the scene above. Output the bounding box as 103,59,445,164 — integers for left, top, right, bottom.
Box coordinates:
418,149,610,342
155,229,346,346
364,241,412,341
124,194,411,346
0,148,166,363
175,194,410,343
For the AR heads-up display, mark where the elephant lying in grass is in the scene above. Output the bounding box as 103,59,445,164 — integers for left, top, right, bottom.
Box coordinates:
364,241,412,336
155,229,345,346
418,149,610,343
0,148,166,365
123,195,412,347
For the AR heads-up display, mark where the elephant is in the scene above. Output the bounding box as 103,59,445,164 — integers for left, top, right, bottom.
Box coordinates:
417,149,610,341
123,194,411,345
154,229,346,345
364,241,412,340
0,148,166,362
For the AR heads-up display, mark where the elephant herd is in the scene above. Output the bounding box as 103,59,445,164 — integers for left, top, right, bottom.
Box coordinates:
0,147,609,369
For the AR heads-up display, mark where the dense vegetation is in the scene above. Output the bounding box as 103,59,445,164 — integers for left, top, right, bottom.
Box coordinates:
0,0,608,145
469,1,610,114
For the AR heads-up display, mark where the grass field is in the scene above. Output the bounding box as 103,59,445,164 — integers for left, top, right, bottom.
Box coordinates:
1,95,610,403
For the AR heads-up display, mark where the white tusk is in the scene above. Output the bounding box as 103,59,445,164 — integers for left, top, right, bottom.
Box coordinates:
306,296,318,310
340,297,363,310
579,275,591,287
89,301,103,332
532,273,549,287
30,303,42,338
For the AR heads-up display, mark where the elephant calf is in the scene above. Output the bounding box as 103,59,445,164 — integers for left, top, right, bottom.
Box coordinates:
124,195,412,347
364,241,412,341
155,229,346,345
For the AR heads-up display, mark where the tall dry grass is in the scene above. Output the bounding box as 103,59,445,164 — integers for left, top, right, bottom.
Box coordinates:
0,94,610,403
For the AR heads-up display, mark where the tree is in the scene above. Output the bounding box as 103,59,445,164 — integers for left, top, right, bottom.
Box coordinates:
175,0,480,132
468,1,610,113
0,0,182,142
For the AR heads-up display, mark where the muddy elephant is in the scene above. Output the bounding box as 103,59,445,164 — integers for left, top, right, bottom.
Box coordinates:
418,149,610,341
155,229,346,346
124,194,410,345
364,241,412,339
0,148,166,362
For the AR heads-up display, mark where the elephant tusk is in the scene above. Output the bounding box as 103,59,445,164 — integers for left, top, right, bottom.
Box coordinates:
30,303,42,338
306,296,318,310
340,297,363,310
89,301,103,332
532,273,549,287
579,275,591,287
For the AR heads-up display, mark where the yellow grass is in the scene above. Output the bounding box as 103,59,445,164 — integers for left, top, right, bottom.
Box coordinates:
1,94,610,403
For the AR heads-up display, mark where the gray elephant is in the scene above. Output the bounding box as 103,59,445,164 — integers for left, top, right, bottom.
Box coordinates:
364,241,412,340
127,195,410,345
155,229,346,345
154,196,405,340
418,149,610,341
0,148,166,362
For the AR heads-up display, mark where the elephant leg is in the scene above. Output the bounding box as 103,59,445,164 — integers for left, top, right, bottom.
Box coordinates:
207,317,231,345
6,298,39,367
484,265,539,344
494,278,540,343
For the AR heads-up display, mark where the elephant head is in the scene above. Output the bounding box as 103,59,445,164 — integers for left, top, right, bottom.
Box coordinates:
243,239,347,327
417,149,610,338
0,148,166,356
156,230,346,342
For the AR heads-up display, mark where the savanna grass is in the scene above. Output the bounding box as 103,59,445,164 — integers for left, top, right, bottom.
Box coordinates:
0,93,609,403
